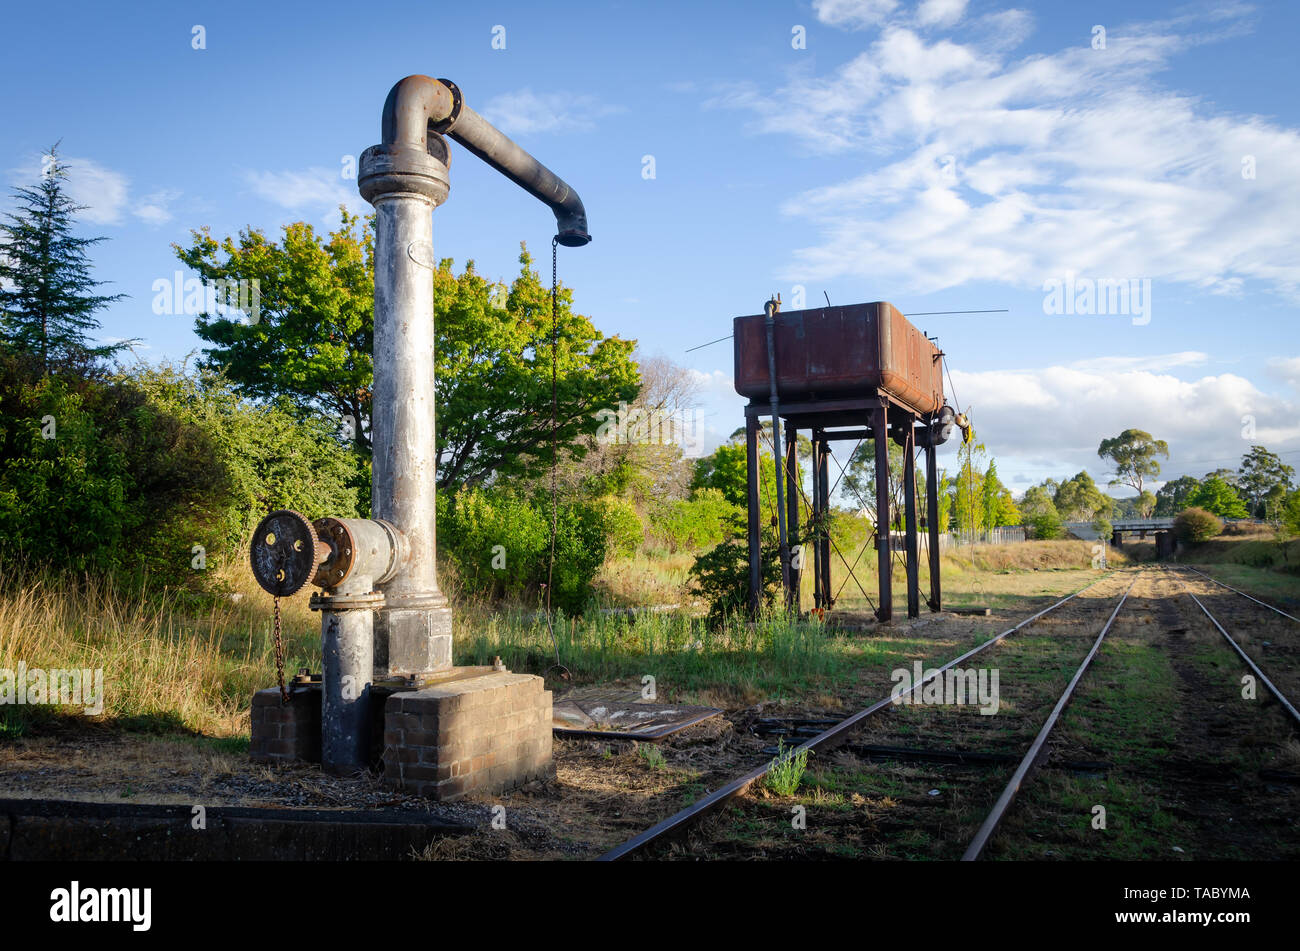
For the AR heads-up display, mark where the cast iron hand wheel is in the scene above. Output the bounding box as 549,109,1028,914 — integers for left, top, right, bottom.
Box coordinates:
249,510,322,596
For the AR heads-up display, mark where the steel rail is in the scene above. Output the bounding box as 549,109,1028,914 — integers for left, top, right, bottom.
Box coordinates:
1179,583,1300,728
1181,566,1300,624
961,575,1139,861
597,569,1125,861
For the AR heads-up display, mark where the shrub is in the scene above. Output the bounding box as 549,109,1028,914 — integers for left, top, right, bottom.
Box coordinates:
595,495,644,559
1029,510,1065,540
1174,506,1223,544
652,488,739,552
688,530,781,625
0,357,361,585
438,487,611,613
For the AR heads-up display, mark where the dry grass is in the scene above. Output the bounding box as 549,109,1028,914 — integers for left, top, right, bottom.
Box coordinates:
0,557,319,737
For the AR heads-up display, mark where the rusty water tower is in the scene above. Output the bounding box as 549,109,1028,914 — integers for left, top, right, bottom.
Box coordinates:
733,300,956,621
247,76,588,795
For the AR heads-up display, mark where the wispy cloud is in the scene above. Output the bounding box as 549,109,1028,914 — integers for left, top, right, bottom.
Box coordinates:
8,154,180,227
713,6,1300,302
813,0,900,30
479,89,623,136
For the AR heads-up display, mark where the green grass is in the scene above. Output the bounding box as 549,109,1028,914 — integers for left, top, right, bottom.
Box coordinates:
764,738,810,796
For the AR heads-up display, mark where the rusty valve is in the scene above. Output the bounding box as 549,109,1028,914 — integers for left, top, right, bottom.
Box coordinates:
250,512,406,597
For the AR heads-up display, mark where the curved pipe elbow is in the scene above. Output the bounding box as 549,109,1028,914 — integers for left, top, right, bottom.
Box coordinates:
380,75,455,150
376,75,590,246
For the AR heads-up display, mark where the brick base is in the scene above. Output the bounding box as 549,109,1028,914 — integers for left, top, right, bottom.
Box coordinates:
382,672,553,801
250,687,321,764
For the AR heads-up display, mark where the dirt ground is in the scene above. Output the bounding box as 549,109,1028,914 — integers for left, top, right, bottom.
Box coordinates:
1,565,1296,860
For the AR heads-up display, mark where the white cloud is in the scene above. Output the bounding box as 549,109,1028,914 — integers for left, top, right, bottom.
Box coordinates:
133,188,181,225
813,0,899,30
479,89,623,136
949,357,1300,488
1068,352,1208,374
245,167,354,210
59,156,128,225
713,7,1300,302
8,154,180,228
1267,356,1300,390
916,0,967,28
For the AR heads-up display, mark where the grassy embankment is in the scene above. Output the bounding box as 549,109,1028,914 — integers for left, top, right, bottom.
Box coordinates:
0,538,1151,740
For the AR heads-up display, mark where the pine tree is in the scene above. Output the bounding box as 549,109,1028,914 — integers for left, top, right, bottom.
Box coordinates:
0,145,129,373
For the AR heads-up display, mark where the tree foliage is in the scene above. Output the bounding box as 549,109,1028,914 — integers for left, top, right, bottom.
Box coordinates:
175,219,640,489
1098,429,1168,495
175,212,375,450
1186,476,1249,519
0,146,129,373
1238,446,1295,518
0,356,361,583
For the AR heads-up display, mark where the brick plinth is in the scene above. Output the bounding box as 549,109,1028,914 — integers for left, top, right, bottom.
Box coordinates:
250,687,321,764
382,672,553,801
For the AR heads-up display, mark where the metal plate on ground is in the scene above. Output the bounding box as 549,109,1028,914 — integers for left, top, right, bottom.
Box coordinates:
552,696,723,741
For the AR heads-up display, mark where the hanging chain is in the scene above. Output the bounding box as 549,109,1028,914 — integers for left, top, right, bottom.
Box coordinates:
543,237,569,679
272,595,290,704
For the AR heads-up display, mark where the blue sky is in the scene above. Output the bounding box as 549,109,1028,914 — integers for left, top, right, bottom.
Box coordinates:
3,0,1299,497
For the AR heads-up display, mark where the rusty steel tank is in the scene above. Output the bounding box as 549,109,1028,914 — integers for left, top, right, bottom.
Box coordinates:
732,301,944,414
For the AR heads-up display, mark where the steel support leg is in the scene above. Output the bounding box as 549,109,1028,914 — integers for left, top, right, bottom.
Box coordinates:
785,420,800,612
874,402,892,622
926,439,942,612
904,422,920,620
746,414,761,616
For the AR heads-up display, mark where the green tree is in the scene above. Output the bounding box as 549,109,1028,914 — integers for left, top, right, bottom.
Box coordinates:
176,219,639,487
434,247,639,487
1054,471,1112,523
1186,476,1249,519
1238,446,1295,518
1154,475,1200,516
1098,429,1169,495
1283,490,1300,536
951,439,988,535
175,212,375,450
0,146,128,373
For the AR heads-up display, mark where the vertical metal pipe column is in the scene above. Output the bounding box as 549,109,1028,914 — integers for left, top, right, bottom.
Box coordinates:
874,401,892,622
810,434,821,611
784,420,800,612
764,303,790,599
745,413,761,615
320,580,376,774
903,421,920,619
818,433,831,610
925,435,942,611
360,143,454,676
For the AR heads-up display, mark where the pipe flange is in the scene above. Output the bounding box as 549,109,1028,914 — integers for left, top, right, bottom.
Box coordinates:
358,143,450,206
309,591,386,613
431,79,464,134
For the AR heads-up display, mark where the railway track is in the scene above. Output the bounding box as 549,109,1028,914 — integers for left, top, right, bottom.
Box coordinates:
599,565,1300,860
598,569,1137,861
1169,565,1300,728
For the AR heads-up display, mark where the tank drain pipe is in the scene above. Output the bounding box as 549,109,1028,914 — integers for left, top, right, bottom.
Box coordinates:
764,296,791,600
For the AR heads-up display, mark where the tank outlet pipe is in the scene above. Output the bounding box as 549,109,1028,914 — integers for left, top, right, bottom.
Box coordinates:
356,74,591,677
764,298,791,597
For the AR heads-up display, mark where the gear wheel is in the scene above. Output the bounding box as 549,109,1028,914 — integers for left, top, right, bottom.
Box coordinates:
249,509,323,597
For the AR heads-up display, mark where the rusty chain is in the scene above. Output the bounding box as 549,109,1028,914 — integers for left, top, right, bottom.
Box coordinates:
272,595,291,704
